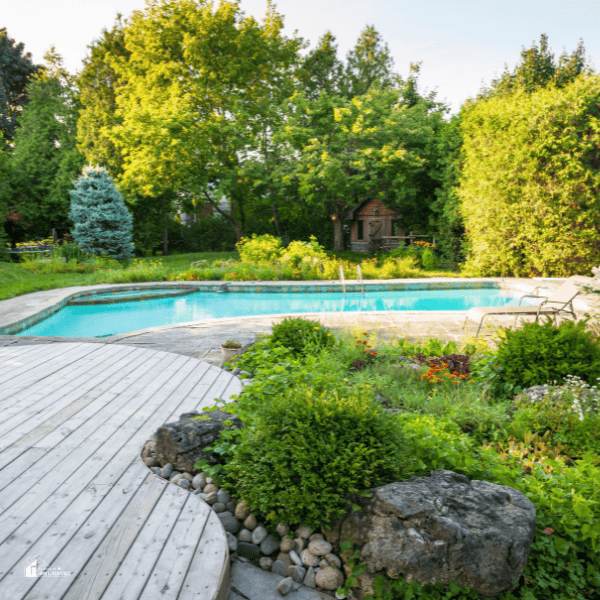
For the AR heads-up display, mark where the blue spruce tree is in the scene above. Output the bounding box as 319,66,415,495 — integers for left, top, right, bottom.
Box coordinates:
68,163,134,260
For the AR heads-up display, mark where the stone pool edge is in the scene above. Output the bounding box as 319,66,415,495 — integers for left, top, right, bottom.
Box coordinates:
0,277,597,337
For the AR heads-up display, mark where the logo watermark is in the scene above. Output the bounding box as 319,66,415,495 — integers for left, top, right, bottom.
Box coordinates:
24,555,73,578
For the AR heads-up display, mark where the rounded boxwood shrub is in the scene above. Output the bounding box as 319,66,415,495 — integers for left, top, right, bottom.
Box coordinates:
218,384,414,532
489,316,600,399
270,316,336,356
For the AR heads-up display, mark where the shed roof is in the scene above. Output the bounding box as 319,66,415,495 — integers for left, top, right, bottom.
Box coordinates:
344,199,371,220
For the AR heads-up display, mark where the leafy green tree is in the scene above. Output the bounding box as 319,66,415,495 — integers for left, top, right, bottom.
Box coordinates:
474,33,595,102
336,25,401,100
458,73,600,278
68,164,134,260
293,31,344,101
103,0,306,245
0,48,87,242
275,87,447,250
0,131,10,260
0,28,45,153
71,12,175,256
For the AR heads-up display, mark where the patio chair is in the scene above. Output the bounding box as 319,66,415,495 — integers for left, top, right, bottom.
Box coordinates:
463,279,582,338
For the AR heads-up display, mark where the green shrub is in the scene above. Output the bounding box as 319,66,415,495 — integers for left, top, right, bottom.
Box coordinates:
421,247,438,271
279,235,328,268
490,316,600,399
58,242,87,264
236,233,283,264
215,384,414,531
270,317,336,356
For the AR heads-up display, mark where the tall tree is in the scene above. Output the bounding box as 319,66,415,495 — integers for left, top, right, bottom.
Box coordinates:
0,48,87,241
336,25,401,100
474,33,595,102
275,87,446,251
103,0,306,243
294,31,344,101
71,12,172,255
0,28,45,153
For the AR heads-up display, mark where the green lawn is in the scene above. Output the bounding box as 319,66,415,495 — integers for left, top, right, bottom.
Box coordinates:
0,249,459,302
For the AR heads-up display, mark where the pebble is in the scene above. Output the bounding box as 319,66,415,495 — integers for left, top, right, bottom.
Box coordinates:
289,549,303,567
142,437,345,598
277,577,294,596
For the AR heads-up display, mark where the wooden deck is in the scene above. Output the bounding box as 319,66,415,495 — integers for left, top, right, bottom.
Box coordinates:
0,343,242,600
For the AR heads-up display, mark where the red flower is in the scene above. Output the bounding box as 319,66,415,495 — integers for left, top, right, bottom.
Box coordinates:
543,528,554,536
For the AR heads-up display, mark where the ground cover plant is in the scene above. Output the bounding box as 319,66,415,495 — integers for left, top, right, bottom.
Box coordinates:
196,319,600,600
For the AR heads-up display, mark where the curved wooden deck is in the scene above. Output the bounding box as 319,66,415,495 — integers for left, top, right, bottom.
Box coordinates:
0,342,242,600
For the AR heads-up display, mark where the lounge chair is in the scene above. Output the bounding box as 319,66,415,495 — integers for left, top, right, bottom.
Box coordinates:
463,280,581,338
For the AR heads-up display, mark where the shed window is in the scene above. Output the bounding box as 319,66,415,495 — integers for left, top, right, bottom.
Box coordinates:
357,220,364,240
392,221,399,236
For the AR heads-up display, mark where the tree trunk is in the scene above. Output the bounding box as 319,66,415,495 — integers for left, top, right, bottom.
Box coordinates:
163,208,169,256
333,216,344,252
202,189,244,242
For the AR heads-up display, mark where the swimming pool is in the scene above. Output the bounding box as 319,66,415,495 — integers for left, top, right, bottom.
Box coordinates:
15,288,542,338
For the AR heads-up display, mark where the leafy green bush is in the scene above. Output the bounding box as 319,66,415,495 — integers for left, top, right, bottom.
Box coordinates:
279,235,327,268
507,386,600,458
58,242,87,264
215,384,414,531
490,316,600,399
270,317,336,356
421,247,438,271
236,233,283,264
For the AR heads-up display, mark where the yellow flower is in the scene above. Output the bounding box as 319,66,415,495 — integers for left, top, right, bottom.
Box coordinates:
314,326,320,330
327,333,331,336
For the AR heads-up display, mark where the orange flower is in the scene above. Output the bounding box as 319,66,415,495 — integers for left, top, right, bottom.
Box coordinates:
543,528,554,535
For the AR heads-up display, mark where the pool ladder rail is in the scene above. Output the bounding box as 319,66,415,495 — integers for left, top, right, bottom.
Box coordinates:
339,265,365,312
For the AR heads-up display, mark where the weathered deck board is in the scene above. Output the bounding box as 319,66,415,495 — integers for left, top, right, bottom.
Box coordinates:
0,343,241,600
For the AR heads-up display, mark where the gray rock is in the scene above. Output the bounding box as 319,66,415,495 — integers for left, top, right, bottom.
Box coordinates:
154,410,245,475
252,524,268,545
259,557,273,570
288,565,307,583
159,463,173,479
271,559,288,578
307,540,332,556
218,512,241,534
289,549,302,566
143,456,157,467
150,467,162,476
225,501,237,513
315,567,344,591
177,479,190,489
225,532,238,553
303,566,317,589
216,489,231,504
322,469,536,599
212,502,226,513
325,553,341,569
237,541,261,560
204,491,218,505
277,577,294,596
276,523,290,538
237,528,253,543
169,471,182,483
191,473,206,489
239,370,251,376
260,534,281,556
232,368,241,375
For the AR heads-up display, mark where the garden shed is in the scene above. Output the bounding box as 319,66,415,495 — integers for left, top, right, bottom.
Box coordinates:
344,198,402,252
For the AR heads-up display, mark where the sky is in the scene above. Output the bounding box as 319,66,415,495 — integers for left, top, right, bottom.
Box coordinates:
3,0,600,120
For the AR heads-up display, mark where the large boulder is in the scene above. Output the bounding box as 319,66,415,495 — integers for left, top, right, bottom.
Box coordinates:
154,410,245,474
322,470,536,599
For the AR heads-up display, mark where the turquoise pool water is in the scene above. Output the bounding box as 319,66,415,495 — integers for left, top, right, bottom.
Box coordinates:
16,288,542,338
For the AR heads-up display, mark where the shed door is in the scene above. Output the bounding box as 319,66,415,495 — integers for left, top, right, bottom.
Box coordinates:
367,219,382,240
